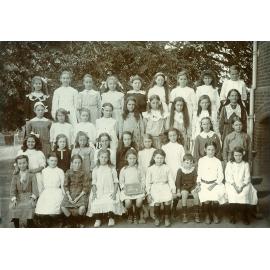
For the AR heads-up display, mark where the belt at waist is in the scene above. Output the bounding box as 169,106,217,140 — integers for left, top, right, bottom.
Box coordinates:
201,179,216,184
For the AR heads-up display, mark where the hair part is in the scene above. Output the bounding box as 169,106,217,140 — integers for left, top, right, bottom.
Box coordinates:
122,96,140,121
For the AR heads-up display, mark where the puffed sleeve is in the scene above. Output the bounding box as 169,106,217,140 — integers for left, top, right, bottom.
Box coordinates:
30,173,39,199
167,166,176,193
119,167,125,189
216,159,224,184
111,167,119,183
225,162,234,184
243,162,251,185
38,151,46,168
145,167,152,195
51,89,59,120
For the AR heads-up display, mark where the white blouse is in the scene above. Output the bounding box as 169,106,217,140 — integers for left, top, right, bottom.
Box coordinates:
138,148,156,178
41,167,65,191
220,79,247,101
195,85,220,111
148,86,166,103
50,122,74,145
197,156,224,184
74,122,97,144
101,91,124,110
17,149,46,170
225,161,250,186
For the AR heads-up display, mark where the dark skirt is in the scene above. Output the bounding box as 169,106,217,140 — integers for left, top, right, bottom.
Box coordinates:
61,194,88,208
9,193,36,220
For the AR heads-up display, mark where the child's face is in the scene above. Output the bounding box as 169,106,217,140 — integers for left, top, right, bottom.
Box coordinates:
80,111,89,122
58,137,67,149
84,77,93,90
78,136,88,147
35,105,45,118
103,106,112,118
175,101,184,112
100,136,110,149
201,119,211,132
178,75,187,87
233,151,243,163
60,73,71,87
233,121,243,133
107,79,117,91
127,100,135,113
203,76,213,86
99,152,109,165
127,153,137,166
200,98,210,110
71,158,82,171
17,158,28,171
154,154,165,166
33,79,42,92
168,131,178,143
150,98,159,110
228,90,238,104
132,79,142,91
26,137,36,149
123,134,132,147
47,157,58,168
230,69,239,81
183,159,193,170
57,112,65,123
143,138,152,149
155,75,165,87
205,145,215,158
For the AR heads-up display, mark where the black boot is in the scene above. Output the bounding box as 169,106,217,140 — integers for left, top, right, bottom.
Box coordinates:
164,204,171,227
242,204,250,225
204,203,211,224
134,206,141,224
13,218,19,228
194,205,200,223
182,206,188,223
229,204,236,224
154,205,160,226
127,207,133,223
27,219,34,228
212,202,220,224
172,198,179,218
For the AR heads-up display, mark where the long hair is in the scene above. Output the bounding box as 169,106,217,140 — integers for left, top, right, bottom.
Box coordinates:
229,146,248,163
197,95,212,117
53,133,69,151
176,70,189,87
224,89,247,112
96,149,113,167
197,69,217,88
140,133,154,151
14,155,29,173
146,94,164,115
117,131,138,152
200,116,214,132
79,108,91,122
149,149,166,167
122,96,140,121
21,134,42,151
97,132,112,149
31,76,48,95
163,127,184,145
101,102,114,117
169,96,190,129
74,131,89,148
103,75,123,93
122,148,138,168
55,108,69,122
148,72,169,104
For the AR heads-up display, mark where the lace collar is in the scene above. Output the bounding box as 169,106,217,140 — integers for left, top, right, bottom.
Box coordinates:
225,104,241,119
180,166,195,174
26,92,49,101
127,90,146,95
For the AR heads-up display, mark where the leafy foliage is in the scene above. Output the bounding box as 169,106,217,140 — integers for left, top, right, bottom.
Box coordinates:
0,41,252,131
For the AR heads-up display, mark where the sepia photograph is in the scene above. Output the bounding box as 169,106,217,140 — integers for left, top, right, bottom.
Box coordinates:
0,41,269,229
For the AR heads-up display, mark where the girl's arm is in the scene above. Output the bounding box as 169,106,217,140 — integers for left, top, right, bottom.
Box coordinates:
216,160,224,185
219,107,225,137
10,175,17,201
175,169,181,194
119,119,123,139
31,174,39,199
115,119,119,138
215,135,222,160
243,162,251,186
145,168,152,195
190,89,197,117
139,115,145,137
63,172,70,194
51,90,59,121
73,90,79,120
193,136,200,163
222,136,229,163
97,93,102,119
49,123,55,145
220,80,227,102
214,88,221,112
242,81,248,101
29,151,46,174
143,117,148,132
77,92,82,112
196,159,202,184
59,170,65,195
224,162,234,184
69,125,75,149
119,168,125,190
89,148,95,171
167,167,176,194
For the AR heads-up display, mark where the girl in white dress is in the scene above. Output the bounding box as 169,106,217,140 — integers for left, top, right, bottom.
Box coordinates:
142,95,168,149
87,149,125,227
17,134,46,194
147,72,169,112
119,149,145,224
94,133,116,166
220,65,248,106
146,149,176,227
192,95,220,141
35,153,65,227
196,70,220,113
167,97,191,151
51,71,78,127
162,128,185,217
74,108,96,147
96,103,119,151
196,141,226,224
77,74,101,124
101,75,124,127
225,146,258,225
170,70,197,124
50,108,74,150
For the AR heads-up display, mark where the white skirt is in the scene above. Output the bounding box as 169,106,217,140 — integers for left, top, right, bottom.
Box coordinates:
225,183,258,205
199,182,227,204
120,190,145,201
35,188,64,215
149,183,173,206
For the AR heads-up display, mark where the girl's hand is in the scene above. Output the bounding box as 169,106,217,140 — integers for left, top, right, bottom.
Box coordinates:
194,185,201,193
172,192,177,199
208,183,217,191
11,200,17,208
147,195,152,204
110,192,116,200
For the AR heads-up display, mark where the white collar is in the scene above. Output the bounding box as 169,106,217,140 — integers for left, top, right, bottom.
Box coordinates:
180,166,195,174
128,90,146,95
225,104,241,119
199,130,215,138
31,117,49,122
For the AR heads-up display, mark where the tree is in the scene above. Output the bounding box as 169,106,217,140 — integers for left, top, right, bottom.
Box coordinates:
0,41,252,131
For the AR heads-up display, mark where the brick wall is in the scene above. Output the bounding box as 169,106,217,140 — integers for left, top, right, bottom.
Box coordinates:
253,42,270,176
